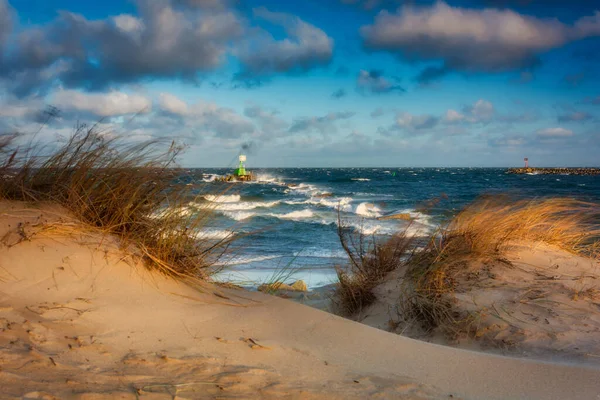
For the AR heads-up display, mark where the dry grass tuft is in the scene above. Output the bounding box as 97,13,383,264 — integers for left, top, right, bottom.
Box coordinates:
334,214,419,316
0,126,234,280
402,196,600,335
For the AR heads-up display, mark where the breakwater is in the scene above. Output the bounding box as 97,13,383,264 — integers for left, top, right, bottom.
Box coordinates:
507,167,600,176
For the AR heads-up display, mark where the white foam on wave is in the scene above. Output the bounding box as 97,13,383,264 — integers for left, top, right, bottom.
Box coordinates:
355,202,382,218
283,196,353,212
293,248,348,259
202,173,221,182
148,206,194,220
216,254,281,266
270,209,314,220
286,183,319,195
221,211,256,221
192,228,234,240
345,219,429,237
351,178,371,182
204,194,241,203
215,200,280,211
251,174,286,186
191,200,280,211
308,196,353,212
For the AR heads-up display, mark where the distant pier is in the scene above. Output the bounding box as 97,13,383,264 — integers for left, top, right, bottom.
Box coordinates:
507,167,600,176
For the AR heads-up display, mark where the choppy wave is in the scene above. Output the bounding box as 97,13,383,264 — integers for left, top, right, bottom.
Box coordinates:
202,173,221,182
355,202,382,218
217,254,282,266
351,178,371,182
204,194,241,203
221,211,256,221
192,228,234,240
191,200,280,212
149,206,194,219
292,248,348,259
214,201,280,211
270,209,315,220
252,174,287,186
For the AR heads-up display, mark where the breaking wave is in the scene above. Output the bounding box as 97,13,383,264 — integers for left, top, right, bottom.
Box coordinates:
204,194,241,203
355,202,382,218
269,209,315,220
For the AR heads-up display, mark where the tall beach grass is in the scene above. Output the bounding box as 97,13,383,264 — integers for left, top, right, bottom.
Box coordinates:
0,125,236,280
335,195,600,333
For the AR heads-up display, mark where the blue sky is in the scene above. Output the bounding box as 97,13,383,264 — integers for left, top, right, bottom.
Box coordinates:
0,0,599,167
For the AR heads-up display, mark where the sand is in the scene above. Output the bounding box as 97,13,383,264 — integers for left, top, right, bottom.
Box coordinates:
360,242,600,366
1,201,599,399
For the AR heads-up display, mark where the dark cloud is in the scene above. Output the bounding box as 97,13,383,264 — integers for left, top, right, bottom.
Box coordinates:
361,2,600,78
583,96,600,105
289,111,355,134
1,0,334,96
331,88,347,99
236,7,333,77
231,77,267,90
0,0,244,95
564,71,587,86
0,0,12,48
510,71,535,84
356,69,405,94
415,65,450,85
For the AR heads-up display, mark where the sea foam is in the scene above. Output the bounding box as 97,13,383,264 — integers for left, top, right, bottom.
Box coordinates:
204,194,241,203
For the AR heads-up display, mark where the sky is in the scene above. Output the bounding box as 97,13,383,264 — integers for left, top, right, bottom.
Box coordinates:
0,0,599,167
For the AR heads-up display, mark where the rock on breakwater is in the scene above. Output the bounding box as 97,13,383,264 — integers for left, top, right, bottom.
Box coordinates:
507,167,600,176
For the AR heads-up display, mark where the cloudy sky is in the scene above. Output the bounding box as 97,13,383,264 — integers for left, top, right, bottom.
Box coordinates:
1,0,599,167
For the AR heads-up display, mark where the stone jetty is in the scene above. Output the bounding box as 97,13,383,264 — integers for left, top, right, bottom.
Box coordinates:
506,167,600,176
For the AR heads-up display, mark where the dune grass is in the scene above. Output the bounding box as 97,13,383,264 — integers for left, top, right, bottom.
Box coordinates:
0,126,236,280
402,196,600,335
334,213,420,316
334,195,600,334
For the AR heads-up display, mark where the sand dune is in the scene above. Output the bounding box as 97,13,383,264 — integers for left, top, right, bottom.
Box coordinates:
1,202,599,399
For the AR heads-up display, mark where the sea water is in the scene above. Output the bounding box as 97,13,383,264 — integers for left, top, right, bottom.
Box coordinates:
174,168,600,289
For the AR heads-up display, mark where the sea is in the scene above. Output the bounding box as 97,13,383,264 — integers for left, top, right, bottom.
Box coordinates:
175,168,600,289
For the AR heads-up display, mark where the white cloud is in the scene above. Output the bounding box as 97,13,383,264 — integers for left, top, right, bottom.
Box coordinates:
158,93,255,138
159,93,190,115
53,90,152,117
395,112,438,131
362,2,600,73
244,105,288,134
444,109,465,123
536,127,574,138
445,99,494,124
0,97,43,118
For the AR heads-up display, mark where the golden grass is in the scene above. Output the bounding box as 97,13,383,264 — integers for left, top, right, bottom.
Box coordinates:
402,196,600,335
0,126,235,280
334,213,419,316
